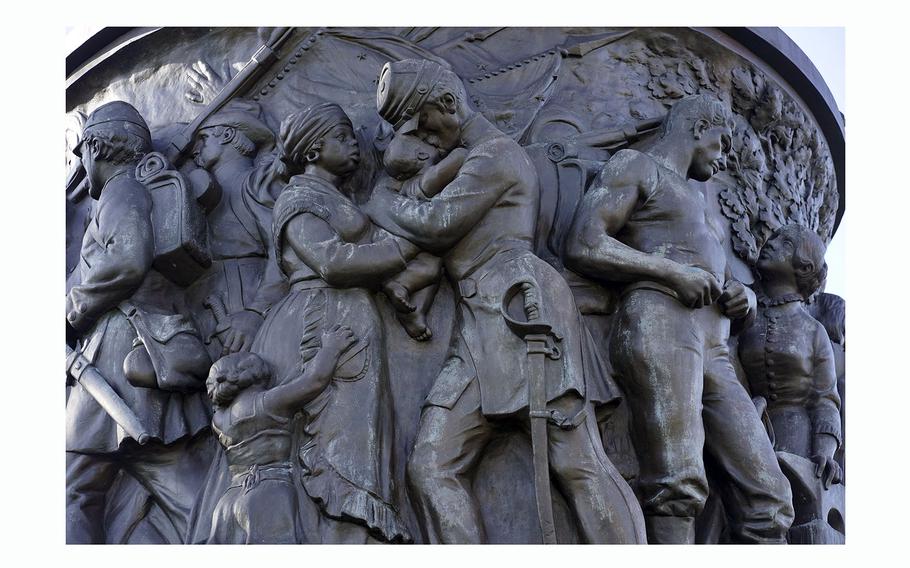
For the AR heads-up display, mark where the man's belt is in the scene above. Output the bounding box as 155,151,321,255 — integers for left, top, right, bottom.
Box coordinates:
454,245,534,300
621,280,679,301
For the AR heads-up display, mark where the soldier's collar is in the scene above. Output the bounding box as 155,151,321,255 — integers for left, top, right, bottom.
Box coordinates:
758,293,804,307
459,113,499,148
95,169,131,197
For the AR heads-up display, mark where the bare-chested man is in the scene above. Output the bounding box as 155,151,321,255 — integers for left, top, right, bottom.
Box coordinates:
565,94,794,544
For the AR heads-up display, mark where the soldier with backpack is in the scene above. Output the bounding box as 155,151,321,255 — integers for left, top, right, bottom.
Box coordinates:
65,101,214,544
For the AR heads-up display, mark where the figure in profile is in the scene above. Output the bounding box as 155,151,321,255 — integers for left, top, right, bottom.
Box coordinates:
66,101,212,544
565,93,793,544
185,100,286,359
254,101,418,543
738,225,841,482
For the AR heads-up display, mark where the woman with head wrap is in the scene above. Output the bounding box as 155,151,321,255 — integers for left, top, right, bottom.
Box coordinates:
244,101,418,543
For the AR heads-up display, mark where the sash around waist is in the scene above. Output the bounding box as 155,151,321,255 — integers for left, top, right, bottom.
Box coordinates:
228,463,293,489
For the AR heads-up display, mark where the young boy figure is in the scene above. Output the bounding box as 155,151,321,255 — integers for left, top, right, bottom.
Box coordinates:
370,133,468,341
738,225,842,489
206,325,356,544
565,94,793,544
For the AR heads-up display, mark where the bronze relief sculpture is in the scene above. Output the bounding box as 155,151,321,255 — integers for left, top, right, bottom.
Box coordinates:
564,94,793,544
65,27,844,544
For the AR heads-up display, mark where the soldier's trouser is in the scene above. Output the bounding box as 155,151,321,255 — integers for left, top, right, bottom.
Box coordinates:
611,289,794,544
407,378,647,544
66,434,209,544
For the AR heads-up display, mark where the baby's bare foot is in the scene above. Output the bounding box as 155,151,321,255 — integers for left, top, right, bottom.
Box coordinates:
384,282,416,313
398,311,432,342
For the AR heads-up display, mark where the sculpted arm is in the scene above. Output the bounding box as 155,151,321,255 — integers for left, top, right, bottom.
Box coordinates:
216,171,288,354
565,152,676,284
367,145,511,253
415,147,469,198
565,151,722,308
284,213,414,288
66,184,155,330
808,323,842,488
262,325,356,417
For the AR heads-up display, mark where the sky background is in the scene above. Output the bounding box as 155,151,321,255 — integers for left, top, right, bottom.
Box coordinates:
780,27,846,300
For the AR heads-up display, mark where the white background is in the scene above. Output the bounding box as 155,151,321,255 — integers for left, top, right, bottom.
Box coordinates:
2,2,906,566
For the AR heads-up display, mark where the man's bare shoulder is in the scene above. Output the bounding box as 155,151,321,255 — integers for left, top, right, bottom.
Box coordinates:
586,149,659,200
598,149,659,182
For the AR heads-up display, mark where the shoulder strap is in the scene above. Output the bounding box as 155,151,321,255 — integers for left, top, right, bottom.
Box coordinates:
272,186,333,276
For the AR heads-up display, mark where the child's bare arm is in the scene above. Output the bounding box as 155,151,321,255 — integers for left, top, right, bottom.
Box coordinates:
418,147,469,197
262,325,356,417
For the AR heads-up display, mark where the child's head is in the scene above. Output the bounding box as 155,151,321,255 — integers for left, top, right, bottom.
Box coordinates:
757,224,828,300
206,352,271,408
383,133,439,181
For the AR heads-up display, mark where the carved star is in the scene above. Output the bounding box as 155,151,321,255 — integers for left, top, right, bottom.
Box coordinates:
534,95,545,102
357,53,367,61
477,63,487,71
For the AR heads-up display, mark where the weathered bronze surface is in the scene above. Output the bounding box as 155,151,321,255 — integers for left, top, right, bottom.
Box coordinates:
65,27,844,544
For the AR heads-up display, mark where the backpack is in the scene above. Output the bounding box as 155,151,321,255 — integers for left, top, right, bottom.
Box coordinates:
135,152,218,286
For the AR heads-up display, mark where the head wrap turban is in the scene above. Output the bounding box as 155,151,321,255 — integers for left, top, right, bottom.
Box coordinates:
278,101,353,165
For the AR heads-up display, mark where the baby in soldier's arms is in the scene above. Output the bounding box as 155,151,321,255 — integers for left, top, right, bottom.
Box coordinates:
372,133,468,341
205,324,356,544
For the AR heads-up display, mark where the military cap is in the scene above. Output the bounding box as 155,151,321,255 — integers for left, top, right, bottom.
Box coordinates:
376,59,447,131
198,99,275,149
73,100,152,157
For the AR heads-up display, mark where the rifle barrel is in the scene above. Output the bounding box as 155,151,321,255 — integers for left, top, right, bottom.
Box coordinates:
165,27,294,164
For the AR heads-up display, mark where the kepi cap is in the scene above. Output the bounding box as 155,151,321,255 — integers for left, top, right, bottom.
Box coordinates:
376,59,447,130
74,101,151,157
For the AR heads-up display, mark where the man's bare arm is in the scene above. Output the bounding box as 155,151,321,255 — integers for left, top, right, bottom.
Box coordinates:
566,151,676,283
564,150,721,308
